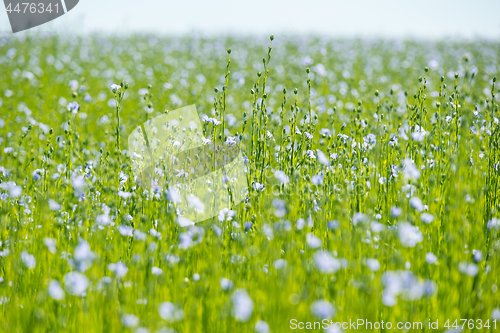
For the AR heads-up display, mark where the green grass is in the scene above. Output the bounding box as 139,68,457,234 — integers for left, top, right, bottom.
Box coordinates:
0,34,499,332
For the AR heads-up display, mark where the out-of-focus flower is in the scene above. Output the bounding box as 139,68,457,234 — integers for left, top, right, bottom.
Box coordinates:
398,222,423,247
158,302,184,322
313,251,341,274
67,101,80,114
121,314,139,328
64,272,89,296
220,278,234,291
21,251,36,269
310,300,335,319
48,280,65,300
111,84,121,93
108,261,129,278
232,289,253,322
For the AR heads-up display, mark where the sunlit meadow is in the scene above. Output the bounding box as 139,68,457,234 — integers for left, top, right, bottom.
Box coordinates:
0,34,499,332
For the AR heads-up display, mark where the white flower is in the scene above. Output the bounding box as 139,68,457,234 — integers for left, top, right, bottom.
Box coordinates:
121,314,139,328
187,195,205,213
9,184,22,197
370,221,384,233
305,132,313,139
313,251,341,274
263,224,274,240
150,228,162,240
391,206,402,218
352,212,367,226
152,267,163,275
108,262,128,278
167,187,182,203
21,251,36,269
306,233,322,249
218,208,236,222
66,101,80,114
73,240,96,272
193,273,200,281
48,199,61,211
118,191,132,199
226,136,238,146
212,225,222,236
402,159,420,180
274,170,289,184
134,230,147,241
381,270,436,306
492,308,500,320
410,132,423,142
43,238,57,254
363,133,376,150
71,175,86,193
111,84,121,93
220,278,234,291
255,320,270,333
232,289,254,322
473,249,482,262
325,325,341,333
310,300,335,319
118,225,134,237
409,197,424,212
158,302,184,322
273,259,287,270
458,262,478,277
64,272,89,296
296,218,305,230
389,133,398,146
96,214,111,226
426,252,438,264
320,128,331,136
421,213,434,223
273,199,286,218
398,222,423,248
177,216,194,227
487,217,500,230
48,280,65,300
311,173,323,185
69,80,79,90
253,182,264,191
366,258,380,272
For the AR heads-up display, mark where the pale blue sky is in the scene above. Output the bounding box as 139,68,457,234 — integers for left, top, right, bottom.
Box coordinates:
1,0,499,39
